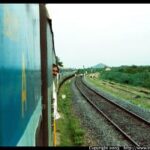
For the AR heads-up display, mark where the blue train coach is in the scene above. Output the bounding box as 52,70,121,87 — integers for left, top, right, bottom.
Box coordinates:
0,4,56,146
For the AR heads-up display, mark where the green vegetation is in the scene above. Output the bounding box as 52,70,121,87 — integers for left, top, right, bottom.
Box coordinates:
78,65,150,89
100,65,150,89
86,77,150,110
57,80,85,146
56,56,63,67
77,67,104,74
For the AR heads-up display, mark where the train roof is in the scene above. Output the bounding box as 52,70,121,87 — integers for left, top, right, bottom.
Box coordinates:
44,4,57,62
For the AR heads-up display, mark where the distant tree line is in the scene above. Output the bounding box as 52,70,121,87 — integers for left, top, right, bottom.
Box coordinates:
77,67,104,74
100,65,150,89
56,56,63,67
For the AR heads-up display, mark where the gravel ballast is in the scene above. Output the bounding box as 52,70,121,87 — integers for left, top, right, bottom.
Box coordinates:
83,77,150,122
71,77,132,146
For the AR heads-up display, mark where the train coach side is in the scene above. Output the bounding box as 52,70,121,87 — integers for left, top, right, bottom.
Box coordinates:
0,4,56,146
37,4,57,146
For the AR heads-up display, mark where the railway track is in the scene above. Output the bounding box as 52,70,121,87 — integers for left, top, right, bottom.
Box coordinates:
101,81,150,99
75,76,150,146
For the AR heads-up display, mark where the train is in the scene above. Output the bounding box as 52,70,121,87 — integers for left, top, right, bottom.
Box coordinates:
0,4,75,146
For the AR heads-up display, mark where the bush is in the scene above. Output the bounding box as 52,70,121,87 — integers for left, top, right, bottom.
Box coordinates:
100,66,150,89
70,117,85,145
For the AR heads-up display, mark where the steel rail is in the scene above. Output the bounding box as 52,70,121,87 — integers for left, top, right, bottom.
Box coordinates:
82,77,150,125
101,82,150,100
75,77,139,146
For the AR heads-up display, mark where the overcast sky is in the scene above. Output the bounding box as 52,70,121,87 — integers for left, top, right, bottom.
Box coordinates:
46,4,150,68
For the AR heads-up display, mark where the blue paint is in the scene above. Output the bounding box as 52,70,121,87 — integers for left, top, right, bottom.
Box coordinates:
0,4,41,146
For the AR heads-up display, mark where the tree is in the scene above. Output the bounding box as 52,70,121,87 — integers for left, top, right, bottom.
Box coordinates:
56,56,63,67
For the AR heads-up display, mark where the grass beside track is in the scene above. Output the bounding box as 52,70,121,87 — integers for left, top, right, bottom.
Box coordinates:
86,77,150,110
57,79,85,146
